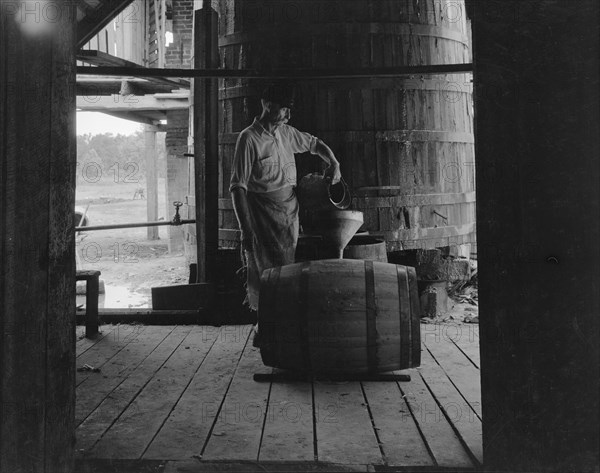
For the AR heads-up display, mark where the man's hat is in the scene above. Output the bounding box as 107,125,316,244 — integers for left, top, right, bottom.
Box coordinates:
261,82,296,108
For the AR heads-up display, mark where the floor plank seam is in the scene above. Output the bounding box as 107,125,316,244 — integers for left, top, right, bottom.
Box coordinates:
76,325,178,429
76,325,151,388
448,338,480,370
256,368,274,461
395,381,438,468
75,326,481,468
76,326,161,427
311,379,319,462
422,344,482,422
359,382,388,466
76,324,117,357
139,326,221,459
79,326,183,443
416,370,482,469
199,327,254,458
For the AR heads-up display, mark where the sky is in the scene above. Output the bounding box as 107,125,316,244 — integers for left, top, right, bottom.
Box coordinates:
77,111,143,136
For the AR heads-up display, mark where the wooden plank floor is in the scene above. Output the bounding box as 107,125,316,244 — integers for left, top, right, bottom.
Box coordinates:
75,323,481,472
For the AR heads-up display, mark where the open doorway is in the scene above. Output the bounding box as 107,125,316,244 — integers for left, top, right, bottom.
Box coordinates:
74,116,188,309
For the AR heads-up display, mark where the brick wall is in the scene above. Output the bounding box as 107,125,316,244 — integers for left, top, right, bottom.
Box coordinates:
165,0,194,68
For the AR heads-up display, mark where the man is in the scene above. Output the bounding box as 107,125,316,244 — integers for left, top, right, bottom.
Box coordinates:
229,83,342,314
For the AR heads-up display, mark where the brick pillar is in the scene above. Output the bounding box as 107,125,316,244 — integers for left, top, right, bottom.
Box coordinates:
164,0,194,253
165,109,190,253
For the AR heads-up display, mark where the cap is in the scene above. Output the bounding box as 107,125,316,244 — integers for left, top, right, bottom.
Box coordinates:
261,82,296,108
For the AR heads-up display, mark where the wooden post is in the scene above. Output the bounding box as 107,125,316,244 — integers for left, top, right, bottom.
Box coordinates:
193,6,219,282
472,2,599,471
0,2,76,471
145,126,159,240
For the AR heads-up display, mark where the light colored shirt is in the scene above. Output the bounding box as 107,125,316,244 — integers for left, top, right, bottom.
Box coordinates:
229,117,318,193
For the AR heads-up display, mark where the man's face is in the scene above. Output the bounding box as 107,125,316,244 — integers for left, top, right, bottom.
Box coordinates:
265,101,291,127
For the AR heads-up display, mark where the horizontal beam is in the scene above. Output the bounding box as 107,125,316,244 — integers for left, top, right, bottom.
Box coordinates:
100,111,167,128
76,63,474,79
77,78,179,96
76,95,189,112
77,50,190,89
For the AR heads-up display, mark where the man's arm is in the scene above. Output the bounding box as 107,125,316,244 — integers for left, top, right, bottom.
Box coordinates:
314,139,342,184
231,187,254,252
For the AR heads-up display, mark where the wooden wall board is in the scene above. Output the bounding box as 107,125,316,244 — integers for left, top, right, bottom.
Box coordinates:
1,4,76,470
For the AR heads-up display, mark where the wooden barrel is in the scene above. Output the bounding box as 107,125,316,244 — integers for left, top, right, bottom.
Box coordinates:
343,235,388,262
218,0,475,252
259,259,420,374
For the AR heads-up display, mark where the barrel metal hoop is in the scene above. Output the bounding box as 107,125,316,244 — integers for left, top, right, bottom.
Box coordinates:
220,130,474,145
364,260,378,373
407,266,421,367
219,24,470,47
317,130,475,144
353,191,477,206
218,79,474,99
299,262,312,373
397,265,411,368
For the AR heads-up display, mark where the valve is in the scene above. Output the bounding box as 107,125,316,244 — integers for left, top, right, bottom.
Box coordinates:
172,201,183,225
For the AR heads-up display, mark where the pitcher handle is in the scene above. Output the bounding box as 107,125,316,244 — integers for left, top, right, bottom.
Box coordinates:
327,176,351,210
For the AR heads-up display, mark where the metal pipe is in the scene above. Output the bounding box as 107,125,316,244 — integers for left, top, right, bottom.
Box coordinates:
75,219,196,232
76,63,473,79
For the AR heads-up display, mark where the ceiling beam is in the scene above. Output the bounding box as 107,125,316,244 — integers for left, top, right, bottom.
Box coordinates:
77,50,190,89
100,111,167,128
76,63,474,79
76,94,189,112
76,77,180,96
77,1,135,48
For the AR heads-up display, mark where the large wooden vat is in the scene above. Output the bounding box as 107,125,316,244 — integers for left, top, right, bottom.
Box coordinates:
217,0,475,252
259,259,421,374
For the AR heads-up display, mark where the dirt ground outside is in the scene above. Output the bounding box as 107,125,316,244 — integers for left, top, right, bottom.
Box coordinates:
76,176,188,309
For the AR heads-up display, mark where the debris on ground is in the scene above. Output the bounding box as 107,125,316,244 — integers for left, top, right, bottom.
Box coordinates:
448,262,478,303
421,257,479,324
77,364,101,373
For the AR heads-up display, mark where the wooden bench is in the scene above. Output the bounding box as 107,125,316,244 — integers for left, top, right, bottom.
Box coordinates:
76,270,101,338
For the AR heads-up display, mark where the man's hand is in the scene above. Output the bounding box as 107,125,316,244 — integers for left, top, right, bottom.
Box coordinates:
324,162,342,185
